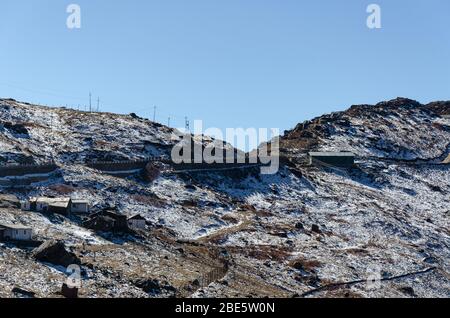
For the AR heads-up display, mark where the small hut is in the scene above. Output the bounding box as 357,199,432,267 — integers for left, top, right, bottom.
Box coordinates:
70,200,90,214
48,199,72,216
128,214,146,230
0,223,33,241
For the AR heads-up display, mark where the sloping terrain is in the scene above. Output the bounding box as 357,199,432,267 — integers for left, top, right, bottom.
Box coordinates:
0,97,449,298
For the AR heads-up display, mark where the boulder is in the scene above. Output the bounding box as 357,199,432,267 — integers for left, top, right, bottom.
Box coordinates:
399,286,416,297
143,162,161,182
311,224,322,234
3,122,29,136
12,287,35,298
33,240,81,267
133,278,177,296
295,222,304,230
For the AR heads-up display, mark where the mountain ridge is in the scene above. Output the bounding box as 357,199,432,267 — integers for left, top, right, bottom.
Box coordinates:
0,96,449,298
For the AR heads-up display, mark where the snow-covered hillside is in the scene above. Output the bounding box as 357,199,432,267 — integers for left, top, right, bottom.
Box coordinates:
0,97,449,298
0,99,176,164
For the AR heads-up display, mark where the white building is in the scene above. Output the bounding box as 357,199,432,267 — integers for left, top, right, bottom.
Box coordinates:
0,224,33,241
36,197,51,212
70,199,90,214
128,214,146,230
21,197,37,211
21,200,32,211
22,197,90,215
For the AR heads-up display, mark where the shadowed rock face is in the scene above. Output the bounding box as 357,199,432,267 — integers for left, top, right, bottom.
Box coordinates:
32,240,81,267
425,101,450,116
1,121,29,137
281,97,450,161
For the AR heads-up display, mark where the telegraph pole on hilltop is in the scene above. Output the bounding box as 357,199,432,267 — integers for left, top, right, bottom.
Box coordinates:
153,105,157,122
97,97,100,112
167,117,171,127
185,116,190,132
89,92,92,112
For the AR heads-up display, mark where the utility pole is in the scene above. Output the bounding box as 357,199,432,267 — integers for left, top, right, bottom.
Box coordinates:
89,92,92,112
185,116,190,132
167,117,171,127
153,105,157,122
97,97,100,112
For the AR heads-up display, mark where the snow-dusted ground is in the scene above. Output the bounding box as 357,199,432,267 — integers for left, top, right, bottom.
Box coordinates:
0,98,449,298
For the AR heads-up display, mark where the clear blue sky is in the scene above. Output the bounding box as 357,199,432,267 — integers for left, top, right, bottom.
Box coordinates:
1,0,449,138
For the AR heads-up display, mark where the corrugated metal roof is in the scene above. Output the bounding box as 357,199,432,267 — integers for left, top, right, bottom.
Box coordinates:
49,201,70,208
36,197,71,204
71,199,89,204
0,223,31,230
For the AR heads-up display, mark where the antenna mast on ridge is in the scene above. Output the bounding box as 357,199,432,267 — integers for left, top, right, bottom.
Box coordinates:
185,116,190,132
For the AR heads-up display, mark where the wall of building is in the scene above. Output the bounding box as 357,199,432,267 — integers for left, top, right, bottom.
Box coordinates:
86,157,165,172
5,228,33,241
171,162,263,172
0,172,61,188
0,163,58,177
71,203,89,213
129,219,146,229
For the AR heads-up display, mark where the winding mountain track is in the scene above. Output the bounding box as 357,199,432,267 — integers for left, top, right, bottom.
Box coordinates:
195,210,253,244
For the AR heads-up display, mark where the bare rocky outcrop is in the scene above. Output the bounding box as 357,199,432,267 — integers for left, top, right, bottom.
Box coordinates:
32,240,81,267
133,278,177,297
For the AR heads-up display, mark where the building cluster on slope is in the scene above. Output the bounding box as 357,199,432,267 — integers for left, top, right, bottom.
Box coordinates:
21,197,90,216
0,196,148,243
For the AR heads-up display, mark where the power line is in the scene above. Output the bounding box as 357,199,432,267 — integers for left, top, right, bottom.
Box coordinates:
0,82,87,102
0,81,192,123
0,81,195,127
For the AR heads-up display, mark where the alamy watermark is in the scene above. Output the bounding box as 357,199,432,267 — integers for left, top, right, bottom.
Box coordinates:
367,4,382,29
171,120,280,175
66,264,82,288
66,4,81,29
366,264,382,290
65,4,381,30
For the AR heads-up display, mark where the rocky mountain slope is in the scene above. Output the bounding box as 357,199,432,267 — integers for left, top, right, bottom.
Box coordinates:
0,97,449,298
